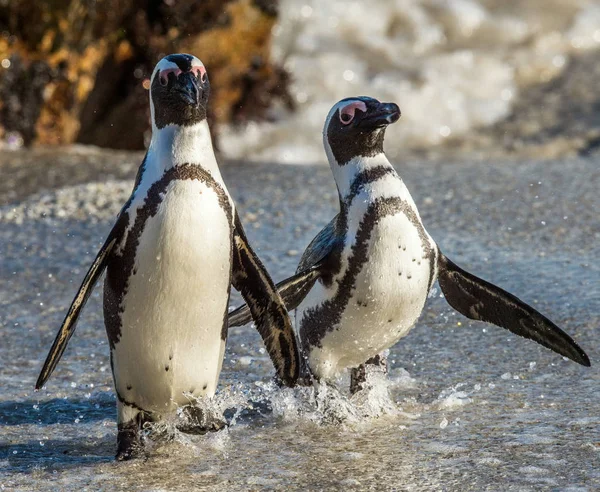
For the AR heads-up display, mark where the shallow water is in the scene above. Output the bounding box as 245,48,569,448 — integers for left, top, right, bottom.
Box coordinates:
1,150,599,490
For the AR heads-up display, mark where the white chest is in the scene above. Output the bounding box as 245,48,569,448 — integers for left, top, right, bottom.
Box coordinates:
297,175,436,379
112,179,232,411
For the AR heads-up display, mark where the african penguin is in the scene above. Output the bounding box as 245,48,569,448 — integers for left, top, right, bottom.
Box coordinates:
35,54,300,460
228,96,590,392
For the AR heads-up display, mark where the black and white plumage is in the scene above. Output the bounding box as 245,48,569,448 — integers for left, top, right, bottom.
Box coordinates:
35,54,300,460
229,96,590,390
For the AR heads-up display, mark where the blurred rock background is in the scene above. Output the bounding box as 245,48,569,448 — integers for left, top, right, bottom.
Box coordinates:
0,0,292,150
1,0,600,161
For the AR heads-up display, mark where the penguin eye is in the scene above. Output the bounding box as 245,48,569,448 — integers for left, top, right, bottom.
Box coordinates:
201,71,207,84
339,101,367,126
339,107,355,125
158,68,182,87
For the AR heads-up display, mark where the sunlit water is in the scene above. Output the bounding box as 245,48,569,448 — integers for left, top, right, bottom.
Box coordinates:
1,152,599,490
221,0,600,163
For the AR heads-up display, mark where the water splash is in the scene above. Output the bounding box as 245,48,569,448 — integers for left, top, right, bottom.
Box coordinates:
260,367,406,425
143,384,251,447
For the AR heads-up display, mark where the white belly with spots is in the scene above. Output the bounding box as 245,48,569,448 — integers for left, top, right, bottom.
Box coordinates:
299,212,433,380
111,180,232,413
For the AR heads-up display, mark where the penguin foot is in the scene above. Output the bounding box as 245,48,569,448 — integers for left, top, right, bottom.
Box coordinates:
176,405,227,435
115,421,144,461
350,354,388,394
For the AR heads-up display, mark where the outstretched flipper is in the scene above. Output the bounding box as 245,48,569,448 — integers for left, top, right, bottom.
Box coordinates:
437,252,590,367
228,215,342,327
231,213,301,386
228,266,322,327
36,230,120,389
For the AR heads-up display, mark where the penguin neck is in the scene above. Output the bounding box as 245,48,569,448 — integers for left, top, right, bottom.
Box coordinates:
149,120,220,176
329,152,394,203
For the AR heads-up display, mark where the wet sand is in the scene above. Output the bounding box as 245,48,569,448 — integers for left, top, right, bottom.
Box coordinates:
0,148,598,490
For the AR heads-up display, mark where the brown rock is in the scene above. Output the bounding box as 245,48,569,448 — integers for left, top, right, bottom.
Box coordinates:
0,0,291,150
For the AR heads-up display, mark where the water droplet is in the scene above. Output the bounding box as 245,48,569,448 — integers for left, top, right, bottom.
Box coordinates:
439,126,451,137
343,70,355,82
300,5,313,17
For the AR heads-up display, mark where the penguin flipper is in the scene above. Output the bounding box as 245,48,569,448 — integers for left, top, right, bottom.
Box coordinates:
228,215,341,327
437,253,590,367
297,214,341,272
228,266,322,327
35,233,119,390
231,213,301,386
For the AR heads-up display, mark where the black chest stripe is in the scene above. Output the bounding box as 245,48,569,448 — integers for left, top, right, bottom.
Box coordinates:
320,165,398,288
300,195,435,349
347,165,396,202
104,163,233,349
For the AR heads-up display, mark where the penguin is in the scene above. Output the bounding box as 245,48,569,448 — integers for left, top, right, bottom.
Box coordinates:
228,96,590,392
35,54,300,460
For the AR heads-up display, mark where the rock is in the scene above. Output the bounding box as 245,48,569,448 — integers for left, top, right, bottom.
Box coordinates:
0,0,292,150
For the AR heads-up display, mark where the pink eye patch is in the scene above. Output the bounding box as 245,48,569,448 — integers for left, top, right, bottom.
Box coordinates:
190,65,207,81
159,65,207,86
159,67,182,86
339,100,367,124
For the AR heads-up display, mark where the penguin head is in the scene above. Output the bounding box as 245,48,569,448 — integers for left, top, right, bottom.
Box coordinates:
323,96,400,166
150,54,210,129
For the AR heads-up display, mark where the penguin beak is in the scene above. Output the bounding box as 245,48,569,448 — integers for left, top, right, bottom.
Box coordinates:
361,102,401,128
174,72,201,107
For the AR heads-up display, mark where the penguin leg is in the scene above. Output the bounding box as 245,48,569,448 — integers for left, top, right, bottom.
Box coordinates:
350,353,388,394
115,400,148,461
176,405,227,435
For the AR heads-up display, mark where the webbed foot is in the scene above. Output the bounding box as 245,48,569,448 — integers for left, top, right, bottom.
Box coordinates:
176,405,227,435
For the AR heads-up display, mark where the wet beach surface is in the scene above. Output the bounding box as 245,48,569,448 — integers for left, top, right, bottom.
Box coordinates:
0,148,598,490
